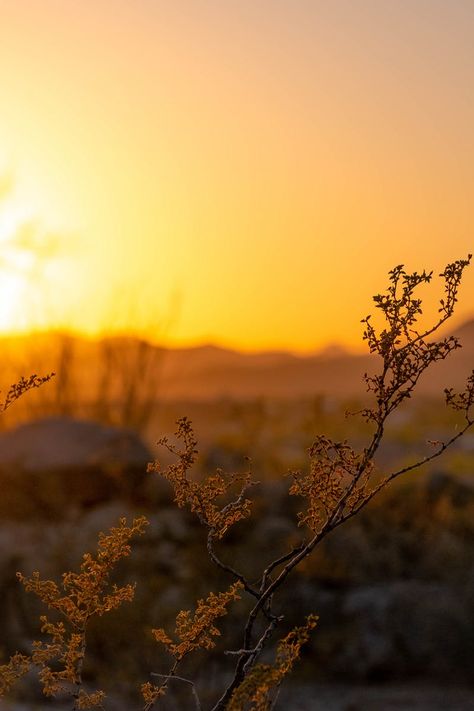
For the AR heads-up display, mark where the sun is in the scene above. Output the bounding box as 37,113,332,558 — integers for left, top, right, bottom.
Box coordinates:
0,203,46,333
0,271,28,332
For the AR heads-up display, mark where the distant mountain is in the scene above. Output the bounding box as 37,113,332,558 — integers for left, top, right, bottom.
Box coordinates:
158,346,370,399
452,317,474,343
155,317,474,400
1,317,473,402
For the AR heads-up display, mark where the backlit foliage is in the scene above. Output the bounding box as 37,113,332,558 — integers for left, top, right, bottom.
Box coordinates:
148,417,255,540
1,517,148,709
153,583,243,660
1,257,473,710
288,256,474,539
142,583,243,709
0,652,31,696
0,372,54,412
226,615,318,711
150,257,474,711
289,437,373,531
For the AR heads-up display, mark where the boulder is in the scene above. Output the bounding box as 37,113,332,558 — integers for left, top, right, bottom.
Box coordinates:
334,581,473,681
0,417,152,519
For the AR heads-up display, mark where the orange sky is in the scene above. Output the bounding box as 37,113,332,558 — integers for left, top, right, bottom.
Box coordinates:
0,1,472,352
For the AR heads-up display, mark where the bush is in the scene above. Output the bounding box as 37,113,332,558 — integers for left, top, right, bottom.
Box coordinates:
1,257,474,710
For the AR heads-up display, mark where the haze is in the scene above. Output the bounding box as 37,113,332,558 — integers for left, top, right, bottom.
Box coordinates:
0,1,472,351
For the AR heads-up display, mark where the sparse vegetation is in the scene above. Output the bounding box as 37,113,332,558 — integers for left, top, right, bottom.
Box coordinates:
1,257,473,709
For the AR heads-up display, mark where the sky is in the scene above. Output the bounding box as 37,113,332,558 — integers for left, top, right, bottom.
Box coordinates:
0,0,472,352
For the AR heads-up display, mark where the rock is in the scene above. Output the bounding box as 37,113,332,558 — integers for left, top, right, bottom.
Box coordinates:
0,416,150,472
336,581,472,680
0,417,152,519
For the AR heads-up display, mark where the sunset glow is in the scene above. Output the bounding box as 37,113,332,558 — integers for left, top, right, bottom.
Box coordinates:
0,1,472,351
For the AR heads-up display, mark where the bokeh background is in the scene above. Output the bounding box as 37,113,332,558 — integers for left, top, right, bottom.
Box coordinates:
0,2,473,709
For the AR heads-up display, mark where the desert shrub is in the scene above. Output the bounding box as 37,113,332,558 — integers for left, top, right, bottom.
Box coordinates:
1,257,474,710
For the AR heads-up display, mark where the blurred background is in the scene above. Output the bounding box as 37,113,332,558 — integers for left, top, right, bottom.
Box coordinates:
0,1,474,708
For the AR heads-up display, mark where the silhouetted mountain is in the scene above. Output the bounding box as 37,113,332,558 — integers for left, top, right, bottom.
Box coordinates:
452,317,474,343
1,316,473,402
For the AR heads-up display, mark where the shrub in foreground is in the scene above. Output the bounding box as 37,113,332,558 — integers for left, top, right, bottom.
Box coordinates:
1,257,474,710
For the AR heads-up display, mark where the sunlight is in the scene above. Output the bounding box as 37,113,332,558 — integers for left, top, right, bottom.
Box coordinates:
0,202,48,333
0,270,28,331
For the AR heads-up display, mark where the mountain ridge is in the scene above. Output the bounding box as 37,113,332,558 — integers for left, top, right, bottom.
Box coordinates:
1,316,472,401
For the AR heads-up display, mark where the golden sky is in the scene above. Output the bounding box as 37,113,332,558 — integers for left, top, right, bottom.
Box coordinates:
0,1,472,352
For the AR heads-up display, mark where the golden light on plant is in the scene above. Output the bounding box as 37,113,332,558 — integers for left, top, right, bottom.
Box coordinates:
0,257,473,708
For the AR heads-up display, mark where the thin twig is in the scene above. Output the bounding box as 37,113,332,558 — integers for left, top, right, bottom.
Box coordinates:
207,533,260,599
150,673,202,711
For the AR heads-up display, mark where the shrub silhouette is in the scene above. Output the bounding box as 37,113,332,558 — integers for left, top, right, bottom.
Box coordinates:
8,332,165,432
1,257,474,710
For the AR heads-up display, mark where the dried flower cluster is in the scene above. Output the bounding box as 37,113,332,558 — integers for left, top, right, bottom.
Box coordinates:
1,517,148,709
0,372,54,412
227,615,318,711
153,583,243,660
0,651,31,696
148,417,255,540
289,437,372,532
142,583,243,709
